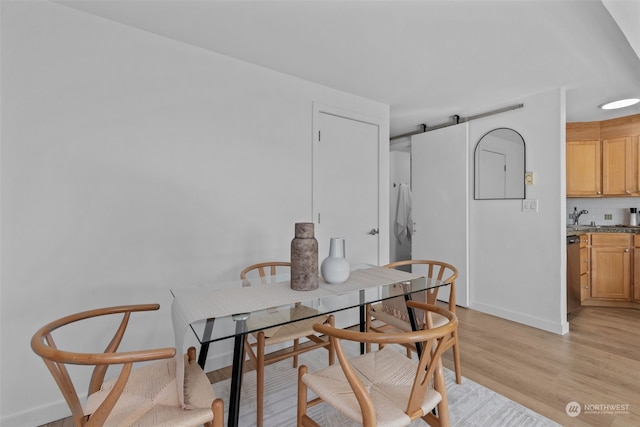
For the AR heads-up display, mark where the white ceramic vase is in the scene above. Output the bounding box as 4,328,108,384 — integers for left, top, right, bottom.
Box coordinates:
321,237,350,284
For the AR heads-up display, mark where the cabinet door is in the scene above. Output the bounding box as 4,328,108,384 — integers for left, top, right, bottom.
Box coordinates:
566,140,601,196
635,241,640,303
602,136,634,195
580,273,590,302
590,246,632,300
580,247,589,275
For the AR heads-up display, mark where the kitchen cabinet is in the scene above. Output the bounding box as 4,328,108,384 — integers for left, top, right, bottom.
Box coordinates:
579,234,590,302
566,114,640,198
590,233,632,300
566,140,601,196
602,136,638,195
634,235,640,303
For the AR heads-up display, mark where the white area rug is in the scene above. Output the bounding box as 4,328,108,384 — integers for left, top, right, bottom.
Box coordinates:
212,343,561,427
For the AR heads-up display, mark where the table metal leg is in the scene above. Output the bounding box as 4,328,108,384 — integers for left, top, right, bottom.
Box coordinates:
228,313,249,427
198,318,216,369
404,293,423,358
359,304,366,354
359,290,366,354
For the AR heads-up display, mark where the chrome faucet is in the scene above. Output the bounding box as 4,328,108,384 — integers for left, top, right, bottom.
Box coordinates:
573,207,589,225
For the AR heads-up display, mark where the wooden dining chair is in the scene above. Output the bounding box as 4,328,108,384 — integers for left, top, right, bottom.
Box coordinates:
31,304,224,427
298,301,458,427
366,259,462,384
240,261,335,427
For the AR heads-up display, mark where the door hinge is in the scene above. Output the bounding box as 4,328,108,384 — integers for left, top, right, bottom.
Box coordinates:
318,213,321,223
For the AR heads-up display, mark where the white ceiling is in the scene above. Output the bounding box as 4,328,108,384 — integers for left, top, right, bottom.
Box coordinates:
56,0,640,137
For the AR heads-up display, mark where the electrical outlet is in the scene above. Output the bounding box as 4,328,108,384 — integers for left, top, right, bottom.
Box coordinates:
605,214,613,220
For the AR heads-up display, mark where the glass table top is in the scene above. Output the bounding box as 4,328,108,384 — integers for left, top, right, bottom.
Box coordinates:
171,265,451,344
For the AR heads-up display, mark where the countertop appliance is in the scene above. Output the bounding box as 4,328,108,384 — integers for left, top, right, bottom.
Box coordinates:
566,235,581,314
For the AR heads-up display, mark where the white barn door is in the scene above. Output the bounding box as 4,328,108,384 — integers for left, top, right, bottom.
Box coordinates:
411,123,469,307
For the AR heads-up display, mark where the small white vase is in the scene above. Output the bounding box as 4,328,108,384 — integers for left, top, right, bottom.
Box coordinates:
321,237,350,284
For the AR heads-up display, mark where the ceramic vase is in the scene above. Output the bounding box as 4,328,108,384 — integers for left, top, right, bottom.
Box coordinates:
290,223,319,291
321,237,350,284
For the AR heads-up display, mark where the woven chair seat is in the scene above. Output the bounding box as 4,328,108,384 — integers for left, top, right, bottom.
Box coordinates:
302,346,442,427
248,304,329,345
85,355,216,427
370,302,449,332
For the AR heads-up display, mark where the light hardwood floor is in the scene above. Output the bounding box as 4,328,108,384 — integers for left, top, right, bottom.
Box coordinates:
40,306,640,427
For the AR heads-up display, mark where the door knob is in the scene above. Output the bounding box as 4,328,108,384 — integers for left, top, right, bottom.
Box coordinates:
368,228,379,235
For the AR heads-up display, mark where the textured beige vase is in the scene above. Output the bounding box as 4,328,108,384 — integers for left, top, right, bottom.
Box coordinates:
290,222,319,291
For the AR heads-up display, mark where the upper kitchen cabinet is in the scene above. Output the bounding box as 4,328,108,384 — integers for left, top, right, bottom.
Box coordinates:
602,136,638,196
567,114,640,198
567,121,601,197
567,139,601,196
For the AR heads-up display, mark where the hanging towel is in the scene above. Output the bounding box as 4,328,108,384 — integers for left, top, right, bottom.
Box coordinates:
395,183,412,243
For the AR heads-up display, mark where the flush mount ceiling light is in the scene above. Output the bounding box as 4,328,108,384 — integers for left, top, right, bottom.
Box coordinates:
600,98,640,110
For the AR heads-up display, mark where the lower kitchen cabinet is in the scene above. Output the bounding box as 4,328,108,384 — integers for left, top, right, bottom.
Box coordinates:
579,235,590,302
580,273,591,302
590,233,632,301
635,235,640,302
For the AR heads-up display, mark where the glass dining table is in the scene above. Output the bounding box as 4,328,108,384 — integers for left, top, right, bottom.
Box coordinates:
170,264,451,427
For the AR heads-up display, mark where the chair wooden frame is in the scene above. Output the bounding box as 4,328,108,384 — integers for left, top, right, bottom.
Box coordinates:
298,301,458,427
240,262,335,427
366,259,462,384
31,304,223,427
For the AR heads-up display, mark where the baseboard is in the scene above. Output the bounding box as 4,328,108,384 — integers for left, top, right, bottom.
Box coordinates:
470,301,569,335
2,399,71,427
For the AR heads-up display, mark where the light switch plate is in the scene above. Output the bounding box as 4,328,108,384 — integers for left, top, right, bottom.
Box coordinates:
522,199,539,212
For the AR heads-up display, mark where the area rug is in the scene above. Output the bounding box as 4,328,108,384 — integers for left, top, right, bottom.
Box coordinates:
212,343,561,427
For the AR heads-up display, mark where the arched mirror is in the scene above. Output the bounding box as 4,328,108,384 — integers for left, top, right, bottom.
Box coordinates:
474,128,525,199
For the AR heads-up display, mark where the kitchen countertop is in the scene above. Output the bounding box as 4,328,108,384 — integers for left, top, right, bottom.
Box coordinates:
567,225,640,236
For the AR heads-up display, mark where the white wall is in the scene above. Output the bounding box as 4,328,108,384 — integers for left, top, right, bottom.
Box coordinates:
0,2,389,425
469,89,568,335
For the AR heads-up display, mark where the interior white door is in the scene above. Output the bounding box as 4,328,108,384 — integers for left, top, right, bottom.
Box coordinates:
313,107,381,328
411,123,469,307
313,110,380,266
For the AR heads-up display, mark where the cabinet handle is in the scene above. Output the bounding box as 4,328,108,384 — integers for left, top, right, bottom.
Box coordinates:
627,191,632,194
597,191,602,194
624,249,630,252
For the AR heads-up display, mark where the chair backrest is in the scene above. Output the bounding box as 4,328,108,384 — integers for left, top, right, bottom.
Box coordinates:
385,259,458,310
240,261,291,285
313,302,457,425
31,304,176,427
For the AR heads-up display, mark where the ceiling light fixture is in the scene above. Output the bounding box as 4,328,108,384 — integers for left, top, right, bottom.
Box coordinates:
600,98,640,110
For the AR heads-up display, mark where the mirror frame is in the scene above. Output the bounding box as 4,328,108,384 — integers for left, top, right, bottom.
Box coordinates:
474,127,526,200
